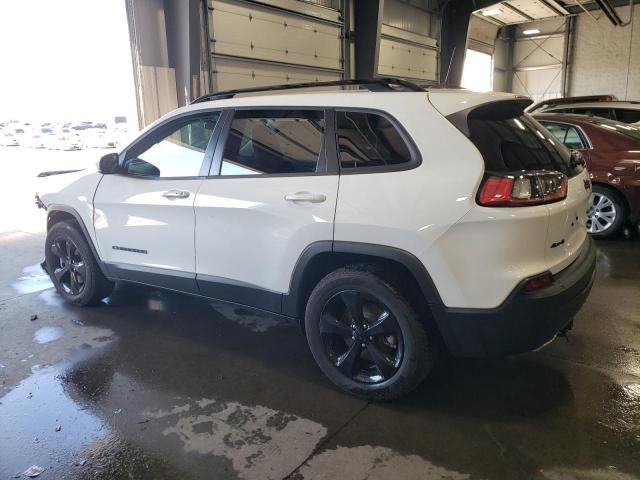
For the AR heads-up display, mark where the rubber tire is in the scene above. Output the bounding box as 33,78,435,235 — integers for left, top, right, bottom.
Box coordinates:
45,221,114,306
590,185,626,240
304,266,435,402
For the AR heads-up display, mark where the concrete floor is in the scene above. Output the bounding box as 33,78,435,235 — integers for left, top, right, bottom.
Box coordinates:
1,147,639,480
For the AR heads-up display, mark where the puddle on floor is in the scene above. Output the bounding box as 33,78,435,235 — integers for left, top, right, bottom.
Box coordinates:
33,325,65,344
12,263,53,295
600,383,640,438
0,361,108,478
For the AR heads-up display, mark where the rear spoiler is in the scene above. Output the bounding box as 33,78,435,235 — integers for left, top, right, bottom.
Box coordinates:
445,99,533,137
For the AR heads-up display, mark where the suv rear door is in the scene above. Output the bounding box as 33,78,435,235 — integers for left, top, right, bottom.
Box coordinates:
193,108,338,311
464,103,591,268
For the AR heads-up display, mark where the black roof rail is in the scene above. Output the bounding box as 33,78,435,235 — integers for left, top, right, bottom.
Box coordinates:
190,77,426,104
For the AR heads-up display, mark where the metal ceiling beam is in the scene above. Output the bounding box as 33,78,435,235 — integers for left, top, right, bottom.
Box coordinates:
502,2,535,21
564,0,640,15
539,0,570,16
594,0,623,24
474,12,507,27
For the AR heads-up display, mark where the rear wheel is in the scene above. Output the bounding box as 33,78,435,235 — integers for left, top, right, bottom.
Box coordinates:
587,185,626,239
305,266,435,401
45,221,113,306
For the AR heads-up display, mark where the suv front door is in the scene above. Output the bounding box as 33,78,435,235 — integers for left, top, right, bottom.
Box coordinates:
94,112,222,292
193,109,338,311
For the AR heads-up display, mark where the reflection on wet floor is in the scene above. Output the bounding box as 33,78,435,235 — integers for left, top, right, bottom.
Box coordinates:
0,358,107,479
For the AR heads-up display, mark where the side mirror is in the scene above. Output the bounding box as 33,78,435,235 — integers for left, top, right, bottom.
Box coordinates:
99,153,120,174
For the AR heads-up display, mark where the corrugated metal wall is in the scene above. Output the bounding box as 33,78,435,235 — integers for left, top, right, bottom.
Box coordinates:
378,0,440,83
382,0,434,37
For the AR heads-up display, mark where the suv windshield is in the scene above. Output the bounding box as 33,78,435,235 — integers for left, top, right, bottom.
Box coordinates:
466,102,583,178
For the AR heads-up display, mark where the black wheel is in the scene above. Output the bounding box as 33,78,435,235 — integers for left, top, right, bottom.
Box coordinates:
587,185,626,239
305,266,435,401
45,221,113,306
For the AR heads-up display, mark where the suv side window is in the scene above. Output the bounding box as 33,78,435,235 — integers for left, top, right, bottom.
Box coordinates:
336,111,412,169
539,122,588,150
220,110,324,176
125,115,220,178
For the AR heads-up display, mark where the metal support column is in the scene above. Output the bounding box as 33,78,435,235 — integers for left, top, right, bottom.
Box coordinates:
165,0,202,106
561,15,574,97
353,0,384,79
506,25,515,92
439,0,495,86
341,0,352,79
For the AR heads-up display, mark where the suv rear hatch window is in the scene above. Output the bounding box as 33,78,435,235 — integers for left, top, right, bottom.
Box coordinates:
464,101,583,178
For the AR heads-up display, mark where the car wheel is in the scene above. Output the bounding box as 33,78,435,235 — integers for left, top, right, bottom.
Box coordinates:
45,221,114,306
305,266,436,401
586,185,626,239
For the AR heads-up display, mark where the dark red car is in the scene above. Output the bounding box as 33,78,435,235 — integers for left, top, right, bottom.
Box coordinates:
534,113,640,238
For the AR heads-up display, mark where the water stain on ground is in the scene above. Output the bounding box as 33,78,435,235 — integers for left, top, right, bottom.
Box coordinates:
33,325,64,344
294,445,473,480
143,397,327,480
211,303,293,333
11,263,53,295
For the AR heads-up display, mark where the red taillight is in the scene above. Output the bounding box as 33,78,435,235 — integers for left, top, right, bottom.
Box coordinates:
478,171,568,206
523,273,553,292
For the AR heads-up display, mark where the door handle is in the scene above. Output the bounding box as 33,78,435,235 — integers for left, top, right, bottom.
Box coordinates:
284,192,327,203
162,189,190,199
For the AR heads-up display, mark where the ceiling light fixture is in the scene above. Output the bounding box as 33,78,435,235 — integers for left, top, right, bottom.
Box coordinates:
523,28,541,35
481,8,503,16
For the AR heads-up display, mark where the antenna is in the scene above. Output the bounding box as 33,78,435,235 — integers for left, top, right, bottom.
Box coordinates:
444,46,456,86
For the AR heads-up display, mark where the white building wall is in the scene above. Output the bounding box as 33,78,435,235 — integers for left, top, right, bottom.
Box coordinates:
569,5,640,100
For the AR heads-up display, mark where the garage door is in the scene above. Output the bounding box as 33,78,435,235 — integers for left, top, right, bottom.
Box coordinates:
377,0,440,83
207,0,343,90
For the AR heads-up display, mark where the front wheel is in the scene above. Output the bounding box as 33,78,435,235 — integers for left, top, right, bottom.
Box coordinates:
45,221,114,306
304,267,436,401
587,185,626,239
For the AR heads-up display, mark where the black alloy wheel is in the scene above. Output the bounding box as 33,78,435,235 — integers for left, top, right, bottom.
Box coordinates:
305,266,435,401
320,290,403,384
50,238,87,296
45,221,114,306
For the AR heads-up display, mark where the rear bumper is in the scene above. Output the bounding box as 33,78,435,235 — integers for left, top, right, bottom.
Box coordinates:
432,236,597,357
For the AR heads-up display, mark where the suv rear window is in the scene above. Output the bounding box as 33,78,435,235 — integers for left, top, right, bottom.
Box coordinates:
336,111,412,169
616,108,640,123
466,103,583,177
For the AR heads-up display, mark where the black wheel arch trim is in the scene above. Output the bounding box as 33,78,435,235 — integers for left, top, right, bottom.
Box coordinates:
282,240,444,319
46,204,112,279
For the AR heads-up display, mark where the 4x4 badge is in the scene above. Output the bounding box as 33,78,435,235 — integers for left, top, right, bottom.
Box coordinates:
584,179,591,190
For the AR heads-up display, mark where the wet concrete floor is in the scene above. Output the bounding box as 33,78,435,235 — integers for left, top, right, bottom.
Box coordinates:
1,148,640,479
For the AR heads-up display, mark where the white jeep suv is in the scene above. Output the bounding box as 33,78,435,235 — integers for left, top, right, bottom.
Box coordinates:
36,79,597,401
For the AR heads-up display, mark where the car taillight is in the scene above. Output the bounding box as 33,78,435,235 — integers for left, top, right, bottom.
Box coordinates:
478,171,568,206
